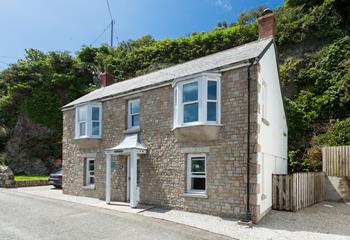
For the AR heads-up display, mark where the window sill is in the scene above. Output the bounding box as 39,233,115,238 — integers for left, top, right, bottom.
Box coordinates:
123,127,140,134
74,136,102,140
172,122,223,130
183,193,208,199
83,184,95,190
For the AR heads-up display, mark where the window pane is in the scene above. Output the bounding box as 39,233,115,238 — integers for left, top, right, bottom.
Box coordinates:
92,107,100,121
89,160,94,172
92,122,100,136
78,107,86,121
184,103,198,123
183,82,198,102
131,100,140,114
207,102,217,121
207,81,217,100
192,178,205,190
79,122,86,136
132,114,140,127
191,158,205,173
90,177,95,184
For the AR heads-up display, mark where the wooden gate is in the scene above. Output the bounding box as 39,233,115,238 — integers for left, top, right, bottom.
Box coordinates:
322,146,350,176
272,172,324,211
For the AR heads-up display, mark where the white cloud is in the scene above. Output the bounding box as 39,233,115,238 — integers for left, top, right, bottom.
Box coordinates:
215,0,232,11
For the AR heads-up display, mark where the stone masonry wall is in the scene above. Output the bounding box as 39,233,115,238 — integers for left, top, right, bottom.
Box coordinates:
62,65,259,220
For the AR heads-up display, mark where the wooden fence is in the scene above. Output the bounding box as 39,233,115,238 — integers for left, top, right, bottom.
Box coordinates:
272,172,324,211
322,146,350,176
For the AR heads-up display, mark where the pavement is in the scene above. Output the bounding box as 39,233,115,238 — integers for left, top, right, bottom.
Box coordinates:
2,186,350,240
0,188,231,240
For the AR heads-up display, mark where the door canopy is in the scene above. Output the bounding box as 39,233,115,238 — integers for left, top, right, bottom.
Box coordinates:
105,133,147,155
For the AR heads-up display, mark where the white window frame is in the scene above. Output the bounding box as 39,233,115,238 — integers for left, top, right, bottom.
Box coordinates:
75,103,102,139
186,154,207,194
85,157,95,186
173,73,221,128
127,99,141,129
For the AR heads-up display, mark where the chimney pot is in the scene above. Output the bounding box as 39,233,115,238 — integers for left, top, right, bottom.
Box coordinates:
99,71,114,87
258,9,276,39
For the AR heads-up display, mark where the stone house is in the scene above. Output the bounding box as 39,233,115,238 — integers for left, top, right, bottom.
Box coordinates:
61,10,287,222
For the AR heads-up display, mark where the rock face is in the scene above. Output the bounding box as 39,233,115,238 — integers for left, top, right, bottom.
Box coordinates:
0,164,14,188
5,114,57,175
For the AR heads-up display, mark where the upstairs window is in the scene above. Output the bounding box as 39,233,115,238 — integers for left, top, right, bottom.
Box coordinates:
77,107,87,137
128,99,140,129
207,81,218,122
75,103,102,138
183,82,199,123
91,107,101,136
173,73,221,127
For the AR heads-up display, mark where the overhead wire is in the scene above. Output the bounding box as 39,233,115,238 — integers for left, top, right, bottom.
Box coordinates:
106,0,113,21
90,0,116,46
90,21,112,46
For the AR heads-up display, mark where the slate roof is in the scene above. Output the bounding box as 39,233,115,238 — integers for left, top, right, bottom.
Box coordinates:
63,37,273,109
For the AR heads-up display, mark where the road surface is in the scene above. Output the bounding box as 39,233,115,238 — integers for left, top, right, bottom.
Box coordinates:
0,189,232,240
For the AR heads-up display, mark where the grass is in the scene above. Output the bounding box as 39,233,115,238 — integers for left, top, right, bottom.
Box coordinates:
15,176,48,181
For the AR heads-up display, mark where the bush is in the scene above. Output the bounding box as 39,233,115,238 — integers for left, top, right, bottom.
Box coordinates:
316,118,350,146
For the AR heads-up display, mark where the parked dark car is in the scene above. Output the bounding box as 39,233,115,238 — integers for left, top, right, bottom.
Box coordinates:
48,169,62,188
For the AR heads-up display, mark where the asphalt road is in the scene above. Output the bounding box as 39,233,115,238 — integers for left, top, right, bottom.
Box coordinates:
0,189,232,240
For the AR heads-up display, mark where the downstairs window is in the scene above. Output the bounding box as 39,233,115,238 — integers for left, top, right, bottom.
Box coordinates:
187,154,207,193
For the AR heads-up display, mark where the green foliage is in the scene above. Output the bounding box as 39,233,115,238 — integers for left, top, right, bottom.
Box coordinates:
15,175,48,181
286,0,350,27
276,0,344,46
78,24,258,82
316,118,350,146
285,36,350,172
286,0,324,9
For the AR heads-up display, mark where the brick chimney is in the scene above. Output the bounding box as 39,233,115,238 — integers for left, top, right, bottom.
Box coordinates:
258,9,276,39
99,71,114,87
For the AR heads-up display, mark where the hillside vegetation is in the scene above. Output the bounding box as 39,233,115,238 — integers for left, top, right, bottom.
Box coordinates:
0,0,349,174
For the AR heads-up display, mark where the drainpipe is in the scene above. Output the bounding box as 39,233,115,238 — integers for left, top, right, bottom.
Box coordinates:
243,58,255,222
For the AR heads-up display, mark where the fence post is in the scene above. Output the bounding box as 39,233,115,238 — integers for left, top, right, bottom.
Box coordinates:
272,175,277,210
279,175,283,210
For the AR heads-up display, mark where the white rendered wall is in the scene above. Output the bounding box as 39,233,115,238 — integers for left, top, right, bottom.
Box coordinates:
256,44,288,216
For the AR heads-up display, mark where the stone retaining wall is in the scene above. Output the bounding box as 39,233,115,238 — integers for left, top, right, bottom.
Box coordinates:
15,180,49,188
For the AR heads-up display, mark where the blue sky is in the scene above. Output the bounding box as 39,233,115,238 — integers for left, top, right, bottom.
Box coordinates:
0,0,284,69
